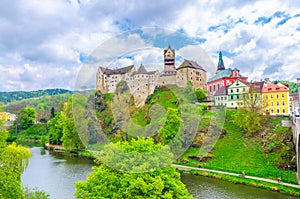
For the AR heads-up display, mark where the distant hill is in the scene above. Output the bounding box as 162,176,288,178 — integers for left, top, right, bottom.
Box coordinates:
0,88,73,104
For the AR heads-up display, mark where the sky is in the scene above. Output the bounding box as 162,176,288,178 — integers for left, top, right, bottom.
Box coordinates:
0,0,300,91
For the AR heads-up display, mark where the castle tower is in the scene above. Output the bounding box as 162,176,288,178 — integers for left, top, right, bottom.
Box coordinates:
164,45,175,71
217,51,225,72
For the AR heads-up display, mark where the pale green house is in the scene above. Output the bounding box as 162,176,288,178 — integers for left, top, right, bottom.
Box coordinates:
227,80,249,108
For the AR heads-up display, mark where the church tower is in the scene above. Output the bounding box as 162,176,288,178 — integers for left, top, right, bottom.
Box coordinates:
217,51,225,73
164,45,175,71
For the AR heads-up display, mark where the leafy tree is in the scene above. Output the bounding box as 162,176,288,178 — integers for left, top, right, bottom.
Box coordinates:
48,112,64,145
60,97,84,150
17,107,36,130
0,117,32,198
157,108,181,145
75,138,193,199
238,85,263,114
194,88,206,102
231,109,263,136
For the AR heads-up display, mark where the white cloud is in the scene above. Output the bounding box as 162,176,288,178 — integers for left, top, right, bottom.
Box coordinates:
0,0,300,91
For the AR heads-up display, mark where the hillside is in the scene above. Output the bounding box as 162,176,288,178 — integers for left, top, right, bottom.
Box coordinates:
4,93,71,121
0,88,72,104
94,84,297,185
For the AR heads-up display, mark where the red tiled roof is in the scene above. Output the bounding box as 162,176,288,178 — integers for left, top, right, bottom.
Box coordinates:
262,83,289,93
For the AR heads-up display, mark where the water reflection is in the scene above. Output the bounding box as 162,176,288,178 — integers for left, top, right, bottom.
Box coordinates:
181,173,297,199
22,148,298,199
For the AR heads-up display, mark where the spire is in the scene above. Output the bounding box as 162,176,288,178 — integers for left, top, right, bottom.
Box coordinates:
217,51,225,71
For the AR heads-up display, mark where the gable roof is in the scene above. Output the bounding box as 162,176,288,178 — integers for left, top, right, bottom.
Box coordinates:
99,65,135,75
247,81,264,93
228,79,248,88
136,64,148,74
262,83,289,93
176,59,206,71
208,68,247,82
214,86,228,96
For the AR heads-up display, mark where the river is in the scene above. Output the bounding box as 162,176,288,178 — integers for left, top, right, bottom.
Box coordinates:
22,147,297,199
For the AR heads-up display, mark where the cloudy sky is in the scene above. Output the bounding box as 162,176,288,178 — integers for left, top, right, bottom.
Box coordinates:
0,0,300,91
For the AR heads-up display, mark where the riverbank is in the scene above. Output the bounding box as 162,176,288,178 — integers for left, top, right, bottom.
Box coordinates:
175,164,300,197
43,143,300,197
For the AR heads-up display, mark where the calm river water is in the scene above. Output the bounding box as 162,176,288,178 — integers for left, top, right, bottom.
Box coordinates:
22,147,297,199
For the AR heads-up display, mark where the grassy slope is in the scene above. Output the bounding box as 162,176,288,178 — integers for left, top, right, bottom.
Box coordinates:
178,113,297,184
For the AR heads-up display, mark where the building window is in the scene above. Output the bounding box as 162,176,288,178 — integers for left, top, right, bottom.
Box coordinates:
271,102,273,106
210,86,212,92
218,84,220,89
231,96,233,100
276,94,279,99
283,109,285,113
282,94,285,98
277,101,279,106
277,109,280,113
213,85,216,91
237,88,239,92
282,101,285,106
271,95,273,98
237,95,240,99
243,88,245,91
231,89,233,93
221,97,223,100
266,95,268,99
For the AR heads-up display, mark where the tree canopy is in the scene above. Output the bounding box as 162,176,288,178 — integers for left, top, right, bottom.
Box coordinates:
75,138,193,199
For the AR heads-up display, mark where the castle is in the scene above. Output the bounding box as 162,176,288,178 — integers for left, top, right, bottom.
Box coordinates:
96,45,207,106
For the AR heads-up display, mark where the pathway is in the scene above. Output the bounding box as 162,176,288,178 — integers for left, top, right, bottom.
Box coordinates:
173,164,300,189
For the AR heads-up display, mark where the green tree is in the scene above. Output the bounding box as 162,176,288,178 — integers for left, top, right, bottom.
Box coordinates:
231,109,263,136
17,107,36,130
60,97,84,150
157,108,181,145
48,112,64,144
194,88,206,102
75,138,193,199
0,117,32,198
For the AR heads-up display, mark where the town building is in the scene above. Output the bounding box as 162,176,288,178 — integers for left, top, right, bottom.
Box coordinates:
214,86,228,106
0,112,16,123
227,80,249,108
207,51,247,96
96,45,207,106
262,82,290,116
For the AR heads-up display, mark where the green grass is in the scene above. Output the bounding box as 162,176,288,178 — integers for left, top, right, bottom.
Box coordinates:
177,115,298,184
180,169,300,197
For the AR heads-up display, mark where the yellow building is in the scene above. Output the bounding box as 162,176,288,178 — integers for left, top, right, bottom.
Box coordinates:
0,112,16,122
262,83,290,116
